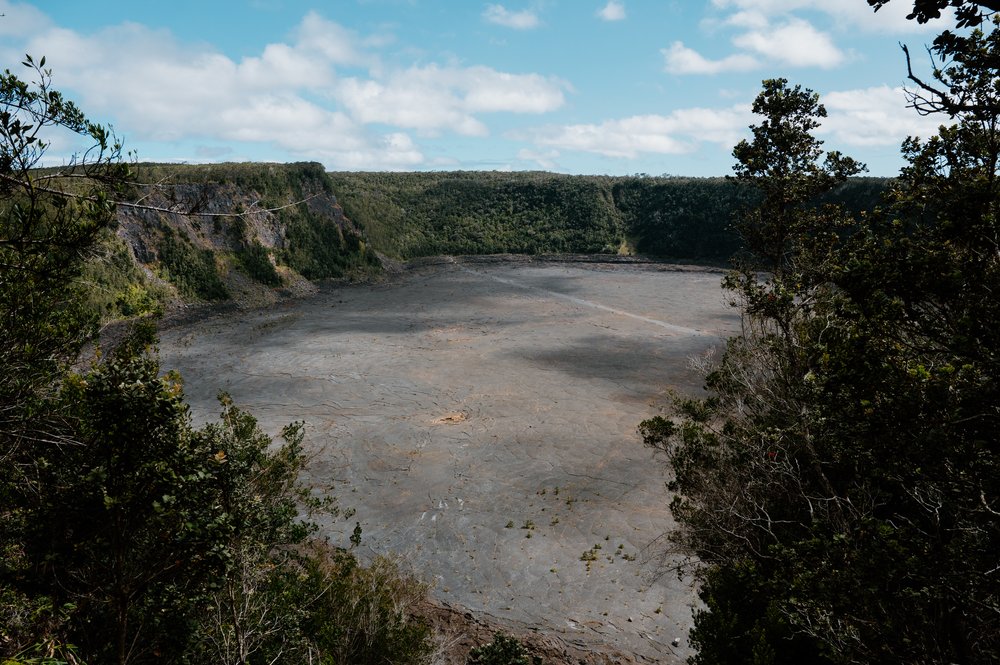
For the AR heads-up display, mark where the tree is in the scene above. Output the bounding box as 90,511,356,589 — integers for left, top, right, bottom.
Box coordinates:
1,58,438,665
22,348,232,664
642,79,865,665
642,30,1000,665
0,54,128,468
1,54,131,662
868,0,1000,27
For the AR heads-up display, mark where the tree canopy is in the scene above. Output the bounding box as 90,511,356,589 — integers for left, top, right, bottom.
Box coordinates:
868,0,1000,27
642,11,1000,665
0,59,435,665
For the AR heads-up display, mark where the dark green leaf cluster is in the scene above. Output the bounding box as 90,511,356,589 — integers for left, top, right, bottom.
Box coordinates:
118,162,378,293
331,171,628,258
237,241,281,286
868,0,999,28
157,232,229,301
280,206,379,279
643,39,1000,664
467,631,536,665
330,170,885,264
1,62,434,665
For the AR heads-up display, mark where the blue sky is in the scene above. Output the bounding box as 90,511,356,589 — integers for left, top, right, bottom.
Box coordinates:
1,1,953,175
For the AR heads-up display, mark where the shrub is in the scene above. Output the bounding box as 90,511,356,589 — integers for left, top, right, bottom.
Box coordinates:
468,632,535,665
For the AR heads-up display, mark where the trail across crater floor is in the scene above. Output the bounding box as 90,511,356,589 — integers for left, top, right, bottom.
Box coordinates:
158,259,737,663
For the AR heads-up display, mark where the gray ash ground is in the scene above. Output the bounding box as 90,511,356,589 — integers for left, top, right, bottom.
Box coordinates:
158,258,738,663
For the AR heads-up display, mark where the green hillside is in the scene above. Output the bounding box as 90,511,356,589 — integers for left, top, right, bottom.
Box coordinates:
86,162,379,319
329,170,890,262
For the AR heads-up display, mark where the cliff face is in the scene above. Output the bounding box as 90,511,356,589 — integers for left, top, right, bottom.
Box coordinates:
92,162,379,318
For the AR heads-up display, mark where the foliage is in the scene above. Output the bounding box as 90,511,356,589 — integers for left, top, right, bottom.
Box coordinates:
0,54,128,464
116,162,378,295
330,171,627,259
868,0,1000,28
156,231,228,301
1,64,435,665
467,632,535,665
280,206,379,280
299,547,435,665
20,347,232,664
609,177,751,259
236,241,281,286
643,50,1000,665
1,55,130,658
330,170,887,263
81,235,166,319
131,161,334,211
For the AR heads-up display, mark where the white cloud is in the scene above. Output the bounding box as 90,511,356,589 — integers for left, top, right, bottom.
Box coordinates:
732,17,844,68
335,65,568,136
521,105,753,158
0,0,51,38
711,0,949,33
597,1,626,22
711,0,812,14
7,9,566,170
670,0,945,79
724,10,770,30
294,11,375,68
520,84,943,164
483,4,541,29
663,41,760,75
666,13,843,75
820,85,941,146
518,148,561,169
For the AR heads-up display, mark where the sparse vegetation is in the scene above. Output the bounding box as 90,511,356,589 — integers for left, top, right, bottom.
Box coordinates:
468,631,535,665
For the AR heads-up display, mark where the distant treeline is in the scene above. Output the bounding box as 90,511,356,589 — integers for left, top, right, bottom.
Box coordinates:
329,171,890,263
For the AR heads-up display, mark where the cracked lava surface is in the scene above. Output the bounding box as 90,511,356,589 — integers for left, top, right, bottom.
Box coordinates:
158,258,738,663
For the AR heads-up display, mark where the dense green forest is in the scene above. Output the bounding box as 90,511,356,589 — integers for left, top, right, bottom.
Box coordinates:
330,170,888,262
0,59,434,665
640,4,1000,664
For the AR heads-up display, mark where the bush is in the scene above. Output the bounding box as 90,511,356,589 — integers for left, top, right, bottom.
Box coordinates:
157,233,228,301
237,242,281,286
468,632,535,665
302,546,436,665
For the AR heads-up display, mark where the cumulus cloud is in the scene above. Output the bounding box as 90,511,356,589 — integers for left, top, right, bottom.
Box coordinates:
666,12,843,75
6,8,567,169
294,11,375,68
711,0,949,33
820,85,941,146
518,148,561,170
335,65,568,136
732,17,844,68
0,0,51,37
483,4,541,29
517,84,942,164
597,1,626,22
520,105,753,158
668,0,941,77
663,41,759,75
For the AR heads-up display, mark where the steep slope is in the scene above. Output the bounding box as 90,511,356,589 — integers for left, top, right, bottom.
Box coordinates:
85,162,379,319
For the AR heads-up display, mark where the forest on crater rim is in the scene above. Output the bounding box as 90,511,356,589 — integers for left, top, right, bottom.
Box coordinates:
3,0,1000,663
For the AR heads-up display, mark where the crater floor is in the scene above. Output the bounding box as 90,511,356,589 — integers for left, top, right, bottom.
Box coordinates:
158,258,738,663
